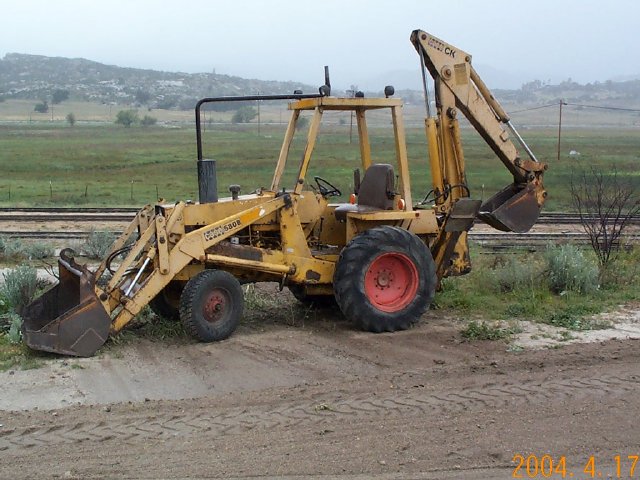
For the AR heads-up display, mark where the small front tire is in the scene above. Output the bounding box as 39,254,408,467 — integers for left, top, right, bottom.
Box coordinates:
179,270,244,342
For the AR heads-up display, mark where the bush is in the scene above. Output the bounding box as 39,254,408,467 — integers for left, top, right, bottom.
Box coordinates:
115,110,139,128
140,115,157,127
1,266,38,315
461,320,517,341
0,237,27,260
295,116,310,131
34,101,49,113
543,304,607,331
84,229,116,259
7,313,22,344
66,112,76,126
231,106,257,124
52,89,70,104
544,244,599,294
24,242,54,260
491,257,539,293
0,238,53,261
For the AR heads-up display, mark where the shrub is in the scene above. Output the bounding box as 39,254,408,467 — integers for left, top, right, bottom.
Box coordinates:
84,229,116,259
24,242,54,260
34,101,48,113
115,110,139,128
491,257,539,293
1,266,39,315
66,112,76,126
140,115,157,127
7,313,22,344
0,237,27,260
461,320,517,341
543,304,608,331
231,106,257,124
544,244,599,294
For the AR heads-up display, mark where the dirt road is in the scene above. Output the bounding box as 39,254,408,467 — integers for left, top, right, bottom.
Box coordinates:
1,307,639,479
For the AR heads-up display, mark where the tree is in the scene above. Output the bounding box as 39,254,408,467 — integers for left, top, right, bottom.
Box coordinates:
295,115,309,131
231,106,257,124
140,115,157,127
115,110,139,128
134,89,151,105
571,166,640,273
52,89,70,104
66,112,76,126
34,101,49,113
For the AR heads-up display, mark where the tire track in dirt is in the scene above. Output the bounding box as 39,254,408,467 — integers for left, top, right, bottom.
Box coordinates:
1,371,638,452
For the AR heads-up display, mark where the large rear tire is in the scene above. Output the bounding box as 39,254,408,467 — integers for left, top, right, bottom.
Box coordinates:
334,226,436,332
179,270,244,342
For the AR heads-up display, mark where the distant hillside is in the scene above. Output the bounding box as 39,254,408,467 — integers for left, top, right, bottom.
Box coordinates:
0,53,316,109
1,52,639,112
494,79,640,108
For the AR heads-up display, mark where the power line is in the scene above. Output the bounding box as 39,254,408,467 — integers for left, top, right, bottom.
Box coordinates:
510,101,640,114
509,103,557,114
564,102,640,113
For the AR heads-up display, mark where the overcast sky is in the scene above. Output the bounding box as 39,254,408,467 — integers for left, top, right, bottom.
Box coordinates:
1,0,638,90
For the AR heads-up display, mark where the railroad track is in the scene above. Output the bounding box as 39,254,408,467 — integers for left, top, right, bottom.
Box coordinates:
2,230,638,250
1,209,638,250
0,208,639,225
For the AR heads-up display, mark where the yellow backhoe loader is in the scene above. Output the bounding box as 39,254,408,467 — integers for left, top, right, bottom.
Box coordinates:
22,29,547,356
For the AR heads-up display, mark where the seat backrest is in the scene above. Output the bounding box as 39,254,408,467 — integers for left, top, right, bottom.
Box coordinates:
357,163,395,210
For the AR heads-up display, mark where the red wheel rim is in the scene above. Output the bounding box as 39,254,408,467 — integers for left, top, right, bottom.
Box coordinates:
203,288,230,324
364,252,419,312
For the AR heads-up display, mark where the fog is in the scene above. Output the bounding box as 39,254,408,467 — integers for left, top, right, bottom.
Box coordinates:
1,0,638,89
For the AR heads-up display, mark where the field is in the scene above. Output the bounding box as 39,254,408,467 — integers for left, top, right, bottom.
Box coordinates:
1,102,639,210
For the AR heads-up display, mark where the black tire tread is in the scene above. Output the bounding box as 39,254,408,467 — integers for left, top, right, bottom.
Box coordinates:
179,270,243,342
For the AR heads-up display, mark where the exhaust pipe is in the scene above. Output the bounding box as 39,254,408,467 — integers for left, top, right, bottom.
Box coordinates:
198,158,218,203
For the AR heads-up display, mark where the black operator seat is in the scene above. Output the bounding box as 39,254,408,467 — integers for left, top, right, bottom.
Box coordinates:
334,163,395,222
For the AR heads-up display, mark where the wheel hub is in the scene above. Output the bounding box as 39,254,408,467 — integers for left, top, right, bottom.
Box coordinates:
364,253,419,312
203,289,228,324
375,269,393,288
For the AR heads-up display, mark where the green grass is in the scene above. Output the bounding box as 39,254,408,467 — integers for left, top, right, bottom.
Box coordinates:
439,246,640,339
0,334,44,371
461,320,521,341
0,122,638,209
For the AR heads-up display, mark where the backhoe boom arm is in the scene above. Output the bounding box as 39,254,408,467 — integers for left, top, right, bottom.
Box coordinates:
411,29,547,234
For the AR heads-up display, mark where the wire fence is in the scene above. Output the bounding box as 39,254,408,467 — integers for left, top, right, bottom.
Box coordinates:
0,182,199,206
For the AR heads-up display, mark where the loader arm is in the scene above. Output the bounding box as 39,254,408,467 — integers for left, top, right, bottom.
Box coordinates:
411,29,547,234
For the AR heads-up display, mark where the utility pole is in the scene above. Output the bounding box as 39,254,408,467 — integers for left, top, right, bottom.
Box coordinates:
557,99,566,162
257,93,261,136
347,85,357,144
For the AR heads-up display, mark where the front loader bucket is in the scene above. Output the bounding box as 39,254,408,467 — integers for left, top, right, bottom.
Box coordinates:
22,249,111,357
477,183,542,233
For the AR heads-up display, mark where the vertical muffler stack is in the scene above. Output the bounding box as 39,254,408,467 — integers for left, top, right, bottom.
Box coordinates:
198,158,218,203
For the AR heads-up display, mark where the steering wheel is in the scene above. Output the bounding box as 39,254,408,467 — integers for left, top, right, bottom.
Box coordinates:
313,176,342,198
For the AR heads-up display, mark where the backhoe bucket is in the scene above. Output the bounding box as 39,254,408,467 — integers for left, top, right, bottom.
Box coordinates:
22,249,111,357
477,183,542,233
